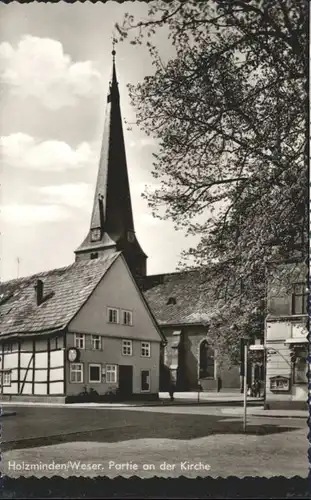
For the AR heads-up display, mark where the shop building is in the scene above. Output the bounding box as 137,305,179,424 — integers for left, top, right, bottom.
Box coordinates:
265,261,308,409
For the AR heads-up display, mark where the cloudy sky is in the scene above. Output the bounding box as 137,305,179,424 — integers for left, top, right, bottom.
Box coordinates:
0,1,199,281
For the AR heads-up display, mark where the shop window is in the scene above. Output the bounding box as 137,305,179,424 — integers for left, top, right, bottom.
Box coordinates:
270,376,290,392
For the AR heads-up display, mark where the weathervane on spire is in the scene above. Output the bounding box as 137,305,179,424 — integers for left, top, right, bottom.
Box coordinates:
108,35,117,95
112,35,116,60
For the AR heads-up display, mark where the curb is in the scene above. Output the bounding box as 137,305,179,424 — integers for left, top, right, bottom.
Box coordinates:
128,400,265,408
245,413,307,419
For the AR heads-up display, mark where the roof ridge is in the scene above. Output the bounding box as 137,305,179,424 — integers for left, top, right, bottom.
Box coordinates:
0,252,121,336
0,252,122,287
0,263,74,287
147,268,200,279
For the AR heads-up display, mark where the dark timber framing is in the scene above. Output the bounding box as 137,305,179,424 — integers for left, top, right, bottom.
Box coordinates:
1,343,3,395
0,334,65,396
20,353,34,394
47,338,50,395
32,339,36,394
17,340,21,394
63,330,67,396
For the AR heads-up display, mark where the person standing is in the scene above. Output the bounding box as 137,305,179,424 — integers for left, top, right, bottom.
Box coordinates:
169,379,176,402
254,378,261,398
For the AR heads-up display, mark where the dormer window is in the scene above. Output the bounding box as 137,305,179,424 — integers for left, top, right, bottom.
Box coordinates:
91,252,99,260
34,279,54,306
167,297,177,305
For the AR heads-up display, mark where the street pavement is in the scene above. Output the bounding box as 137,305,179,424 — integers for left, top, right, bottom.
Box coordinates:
0,404,308,479
0,399,307,419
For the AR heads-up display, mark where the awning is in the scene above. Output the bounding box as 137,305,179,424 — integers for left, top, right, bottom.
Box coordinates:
284,338,308,344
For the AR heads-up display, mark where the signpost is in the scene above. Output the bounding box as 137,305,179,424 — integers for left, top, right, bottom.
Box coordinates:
243,341,248,433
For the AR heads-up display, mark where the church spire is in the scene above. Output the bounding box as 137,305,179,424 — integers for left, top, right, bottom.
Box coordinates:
75,50,147,278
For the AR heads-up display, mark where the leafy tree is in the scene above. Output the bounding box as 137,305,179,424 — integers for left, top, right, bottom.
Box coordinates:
116,0,308,362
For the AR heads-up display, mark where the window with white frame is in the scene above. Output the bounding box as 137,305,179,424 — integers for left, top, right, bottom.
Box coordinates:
141,370,150,392
106,364,117,383
108,308,119,324
141,341,151,357
1,370,11,386
91,335,101,350
3,343,12,353
74,333,85,349
89,364,101,383
122,339,132,356
70,363,83,383
122,310,133,326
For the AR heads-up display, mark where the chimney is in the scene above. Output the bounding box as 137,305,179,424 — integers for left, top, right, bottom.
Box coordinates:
34,279,44,306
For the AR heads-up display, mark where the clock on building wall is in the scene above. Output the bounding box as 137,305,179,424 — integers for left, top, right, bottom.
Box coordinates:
67,347,79,363
91,228,101,242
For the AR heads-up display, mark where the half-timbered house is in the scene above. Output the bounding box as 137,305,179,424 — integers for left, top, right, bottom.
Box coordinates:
0,253,165,402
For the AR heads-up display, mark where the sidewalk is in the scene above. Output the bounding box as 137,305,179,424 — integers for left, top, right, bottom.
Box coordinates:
220,407,308,419
0,391,263,409
158,391,264,406
159,391,257,401
0,391,307,419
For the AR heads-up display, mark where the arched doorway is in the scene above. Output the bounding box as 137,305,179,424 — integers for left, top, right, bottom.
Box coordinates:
199,340,215,379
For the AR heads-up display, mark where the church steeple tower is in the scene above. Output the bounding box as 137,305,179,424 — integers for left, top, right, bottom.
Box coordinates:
75,50,147,278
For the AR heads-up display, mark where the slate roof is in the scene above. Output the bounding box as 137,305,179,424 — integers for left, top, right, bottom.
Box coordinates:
0,253,120,338
143,270,213,326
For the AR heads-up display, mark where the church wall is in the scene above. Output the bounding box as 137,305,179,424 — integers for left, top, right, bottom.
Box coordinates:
162,325,240,391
